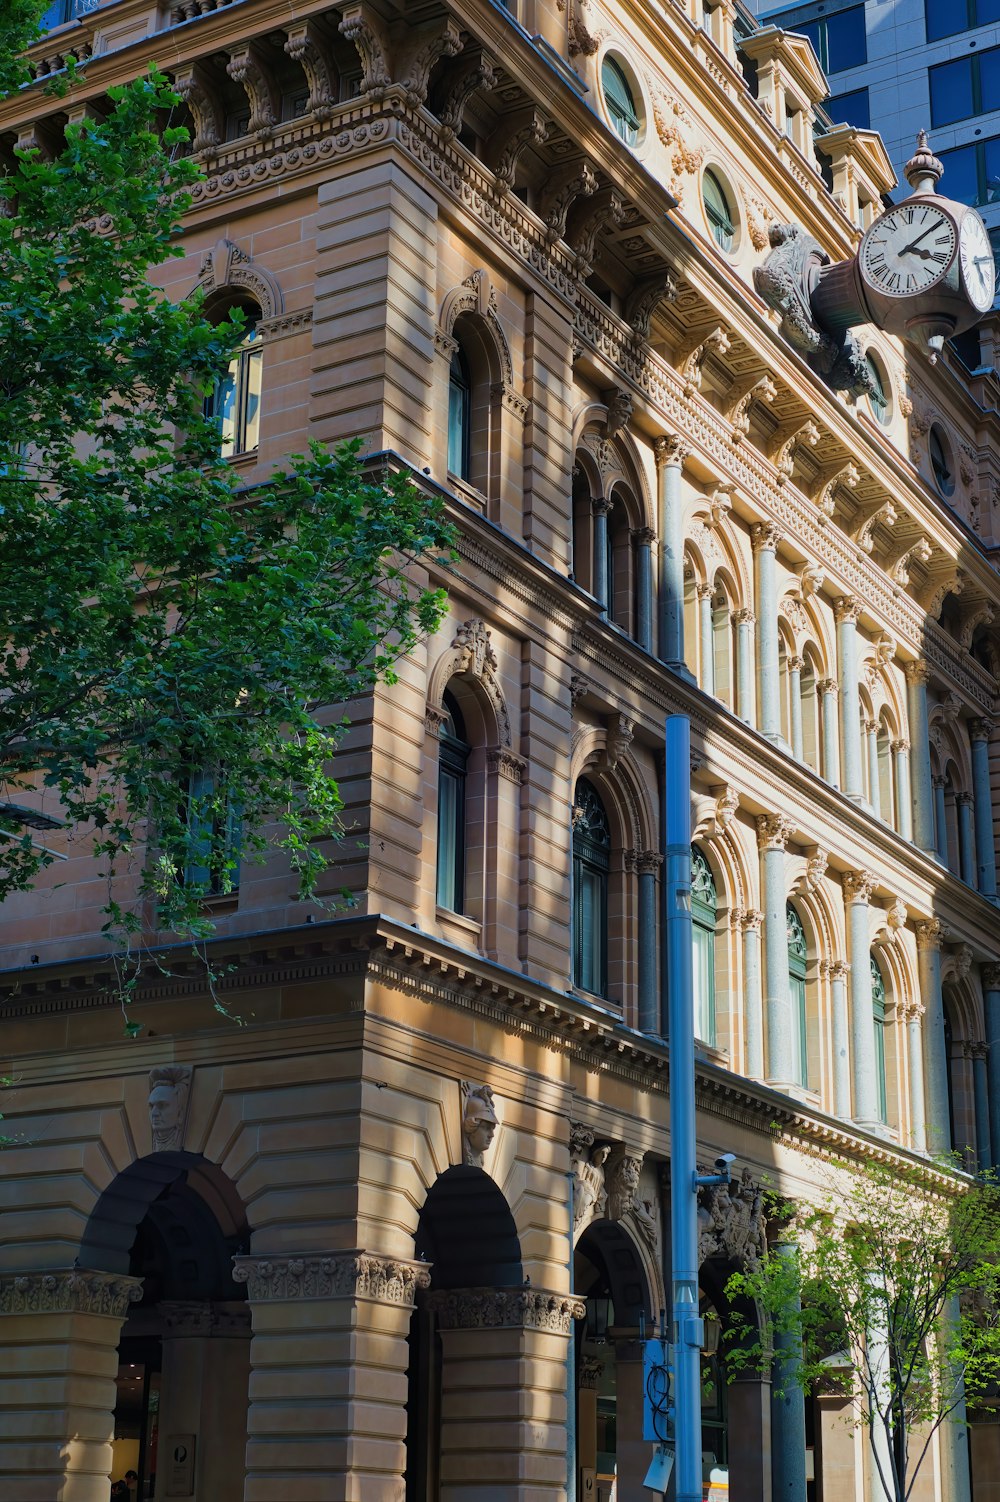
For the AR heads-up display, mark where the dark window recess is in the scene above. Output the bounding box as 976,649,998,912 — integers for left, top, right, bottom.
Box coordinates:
826,87,870,129
447,348,471,481
930,47,1000,127
927,0,1000,42
784,7,867,73
435,692,469,913
572,778,611,999
939,137,1000,206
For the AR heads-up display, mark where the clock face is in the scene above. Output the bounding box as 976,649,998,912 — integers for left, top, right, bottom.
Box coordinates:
860,203,957,297
959,211,995,312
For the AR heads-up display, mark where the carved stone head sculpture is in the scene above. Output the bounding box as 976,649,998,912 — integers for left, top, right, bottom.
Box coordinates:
461,1082,499,1167
147,1064,192,1153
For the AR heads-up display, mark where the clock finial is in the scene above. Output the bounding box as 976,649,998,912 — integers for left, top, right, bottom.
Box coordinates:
905,130,944,195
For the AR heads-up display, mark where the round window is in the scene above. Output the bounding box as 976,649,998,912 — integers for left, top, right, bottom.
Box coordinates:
703,169,736,253
865,354,892,427
929,424,955,497
602,56,641,146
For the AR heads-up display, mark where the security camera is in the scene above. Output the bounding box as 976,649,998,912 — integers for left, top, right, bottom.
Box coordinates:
715,1153,736,1172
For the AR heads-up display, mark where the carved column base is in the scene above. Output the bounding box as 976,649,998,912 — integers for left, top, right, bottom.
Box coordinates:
0,1270,142,1502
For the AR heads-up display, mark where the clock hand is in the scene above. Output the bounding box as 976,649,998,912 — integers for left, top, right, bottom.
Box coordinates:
901,222,939,254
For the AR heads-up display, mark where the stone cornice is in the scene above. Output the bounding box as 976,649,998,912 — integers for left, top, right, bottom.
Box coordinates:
0,1270,143,1318
231,1250,430,1305
426,1286,586,1333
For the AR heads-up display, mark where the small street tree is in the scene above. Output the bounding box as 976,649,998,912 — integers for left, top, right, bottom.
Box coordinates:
0,8,453,983
725,1158,1000,1502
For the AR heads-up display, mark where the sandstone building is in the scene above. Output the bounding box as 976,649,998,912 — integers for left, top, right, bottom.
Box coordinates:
3,1,1000,1500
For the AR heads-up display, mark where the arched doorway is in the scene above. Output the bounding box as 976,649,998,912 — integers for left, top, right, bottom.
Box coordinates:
575,1218,654,1501
80,1152,251,1501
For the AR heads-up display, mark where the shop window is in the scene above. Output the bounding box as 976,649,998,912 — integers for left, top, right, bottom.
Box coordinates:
692,846,717,1046
207,306,263,457
602,56,641,145
872,956,888,1124
787,902,809,1086
436,691,469,913
573,779,611,997
447,347,472,481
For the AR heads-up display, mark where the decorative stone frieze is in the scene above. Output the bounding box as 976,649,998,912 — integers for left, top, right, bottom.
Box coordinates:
0,1270,143,1318
231,1252,430,1305
427,1286,587,1333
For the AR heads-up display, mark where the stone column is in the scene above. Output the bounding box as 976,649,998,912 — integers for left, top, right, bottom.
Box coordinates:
906,660,937,855
835,597,864,801
752,523,784,742
157,1300,251,1502
741,907,765,1079
734,608,755,724
576,1355,602,1486
933,776,949,865
984,965,1000,1172
788,654,804,761
893,739,912,841
613,1337,651,1496
904,1000,928,1154
970,720,998,898
655,435,689,672
866,721,881,817
698,582,715,696
636,850,661,1036
916,920,951,1155
429,1286,585,1501
634,527,656,653
771,1242,808,1502
756,813,795,1088
970,1041,992,1172
592,497,610,614
728,1373,771,1502
844,870,880,1130
957,793,976,887
0,1269,142,1502
828,959,852,1121
818,677,839,788
234,1250,429,1502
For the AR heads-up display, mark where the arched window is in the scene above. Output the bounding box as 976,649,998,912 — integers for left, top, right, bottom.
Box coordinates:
800,652,820,773
436,691,469,912
448,347,471,480
602,57,640,145
692,846,717,1046
207,307,263,457
876,718,895,828
573,779,611,997
871,957,888,1124
778,636,793,746
712,588,735,710
787,903,808,1086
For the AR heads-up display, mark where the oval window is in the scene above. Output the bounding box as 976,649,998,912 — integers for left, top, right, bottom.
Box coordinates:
865,354,891,427
929,424,955,496
703,169,736,252
602,56,641,146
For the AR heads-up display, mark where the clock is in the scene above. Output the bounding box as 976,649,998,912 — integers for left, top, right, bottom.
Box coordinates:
859,202,957,299
959,210,995,312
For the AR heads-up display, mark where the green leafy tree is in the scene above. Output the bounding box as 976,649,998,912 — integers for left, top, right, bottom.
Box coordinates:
725,1160,1000,1502
0,19,453,980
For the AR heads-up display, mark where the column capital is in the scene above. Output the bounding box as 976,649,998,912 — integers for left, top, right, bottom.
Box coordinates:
900,997,925,1022
756,812,794,851
426,1286,587,1334
591,496,612,517
788,654,804,673
843,869,877,905
732,607,756,626
632,526,657,546
696,581,714,601
750,520,783,554
738,907,764,932
654,434,689,469
828,959,850,982
0,1269,143,1318
915,918,945,952
905,659,931,686
891,738,910,755
982,962,1000,990
932,774,947,790
834,595,863,625
970,718,994,743
863,717,878,737
957,791,975,808
487,747,526,785
817,677,839,698
635,849,663,875
232,1251,431,1306
967,1039,990,1061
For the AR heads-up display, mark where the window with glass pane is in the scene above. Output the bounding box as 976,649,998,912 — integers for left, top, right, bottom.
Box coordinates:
39,0,99,30
826,87,870,129
573,779,611,997
703,171,735,251
871,957,888,1123
691,847,717,1045
930,58,975,127
928,0,1000,39
448,347,471,479
436,692,469,912
794,8,866,72
938,143,980,205
209,322,262,457
183,766,241,895
930,426,954,495
603,58,640,145
866,356,889,424
787,903,808,1086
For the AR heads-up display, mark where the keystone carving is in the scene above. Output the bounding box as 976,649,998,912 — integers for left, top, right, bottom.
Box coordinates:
603,714,634,771
697,1165,766,1270
148,1064,192,1153
570,1123,609,1232
798,847,828,893
461,1082,499,1167
603,387,634,440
